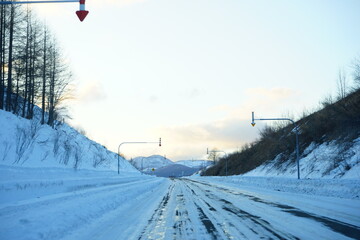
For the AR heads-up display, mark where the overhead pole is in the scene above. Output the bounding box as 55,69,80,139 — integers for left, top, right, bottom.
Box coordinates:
251,111,300,179
0,0,89,22
117,138,161,175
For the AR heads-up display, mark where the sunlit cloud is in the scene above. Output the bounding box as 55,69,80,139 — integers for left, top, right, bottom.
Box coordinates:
246,87,298,101
148,95,158,103
153,118,262,160
148,87,300,160
90,0,148,7
77,80,107,103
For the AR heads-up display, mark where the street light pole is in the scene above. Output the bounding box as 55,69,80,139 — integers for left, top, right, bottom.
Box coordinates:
251,111,300,179
117,138,161,175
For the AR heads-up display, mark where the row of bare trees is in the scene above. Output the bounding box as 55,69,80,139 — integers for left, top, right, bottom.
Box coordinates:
1,4,72,127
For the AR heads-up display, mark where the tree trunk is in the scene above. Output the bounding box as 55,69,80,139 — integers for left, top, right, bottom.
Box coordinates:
0,4,5,110
22,20,29,118
41,27,47,124
6,5,14,112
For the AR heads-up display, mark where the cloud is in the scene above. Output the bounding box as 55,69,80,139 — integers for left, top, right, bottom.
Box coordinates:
149,87,300,160
148,95,158,103
189,88,201,98
91,0,147,7
77,80,107,103
246,87,298,101
153,117,262,160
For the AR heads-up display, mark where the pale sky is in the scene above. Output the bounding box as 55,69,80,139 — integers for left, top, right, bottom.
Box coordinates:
30,0,360,161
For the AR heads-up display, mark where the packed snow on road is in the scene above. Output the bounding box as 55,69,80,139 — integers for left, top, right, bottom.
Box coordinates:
1,165,359,240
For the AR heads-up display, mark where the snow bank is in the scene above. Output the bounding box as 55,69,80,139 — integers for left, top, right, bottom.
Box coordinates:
194,175,360,200
0,165,142,206
0,165,169,240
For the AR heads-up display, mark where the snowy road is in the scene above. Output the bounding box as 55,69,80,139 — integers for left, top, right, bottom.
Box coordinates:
137,178,360,240
1,173,360,240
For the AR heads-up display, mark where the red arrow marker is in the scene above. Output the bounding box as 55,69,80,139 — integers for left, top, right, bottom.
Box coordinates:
76,0,88,22
76,10,88,21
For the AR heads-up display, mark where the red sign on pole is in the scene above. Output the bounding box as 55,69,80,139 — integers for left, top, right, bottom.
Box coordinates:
76,0,88,22
76,10,88,21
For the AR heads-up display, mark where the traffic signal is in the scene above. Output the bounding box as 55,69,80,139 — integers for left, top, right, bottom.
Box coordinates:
159,138,161,147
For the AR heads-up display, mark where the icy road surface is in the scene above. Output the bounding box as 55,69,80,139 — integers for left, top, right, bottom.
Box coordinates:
137,178,360,240
1,173,360,240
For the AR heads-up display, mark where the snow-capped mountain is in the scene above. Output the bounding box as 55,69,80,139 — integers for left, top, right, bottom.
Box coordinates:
175,160,212,169
130,155,173,171
148,164,200,177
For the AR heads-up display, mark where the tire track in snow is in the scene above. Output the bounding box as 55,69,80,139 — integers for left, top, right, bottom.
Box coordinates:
137,179,220,240
186,178,360,240
183,179,298,240
137,183,175,240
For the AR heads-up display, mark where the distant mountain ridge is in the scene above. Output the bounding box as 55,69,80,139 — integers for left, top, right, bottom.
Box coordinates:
130,156,212,177
130,155,173,171
176,160,212,168
146,164,199,178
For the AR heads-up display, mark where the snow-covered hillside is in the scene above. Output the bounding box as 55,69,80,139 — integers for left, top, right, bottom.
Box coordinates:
244,138,360,179
130,155,173,171
0,110,137,173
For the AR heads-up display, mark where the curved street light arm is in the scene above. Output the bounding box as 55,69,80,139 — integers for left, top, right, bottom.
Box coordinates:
117,140,161,175
251,111,300,179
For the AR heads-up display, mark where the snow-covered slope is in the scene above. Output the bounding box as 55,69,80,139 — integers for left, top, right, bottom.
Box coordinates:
0,110,137,173
130,155,173,171
176,160,212,169
244,138,360,179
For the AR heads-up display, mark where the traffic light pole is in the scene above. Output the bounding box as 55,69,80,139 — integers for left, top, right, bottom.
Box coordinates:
117,138,161,175
251,111,300,179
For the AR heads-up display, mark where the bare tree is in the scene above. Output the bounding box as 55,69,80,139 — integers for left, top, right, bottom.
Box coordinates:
207,148,220,164
47,41,72,127
0,4,73,125
336,69,347,100
0,4,6,110
352,57,360,89
5,4,15,112
41,25,47,124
